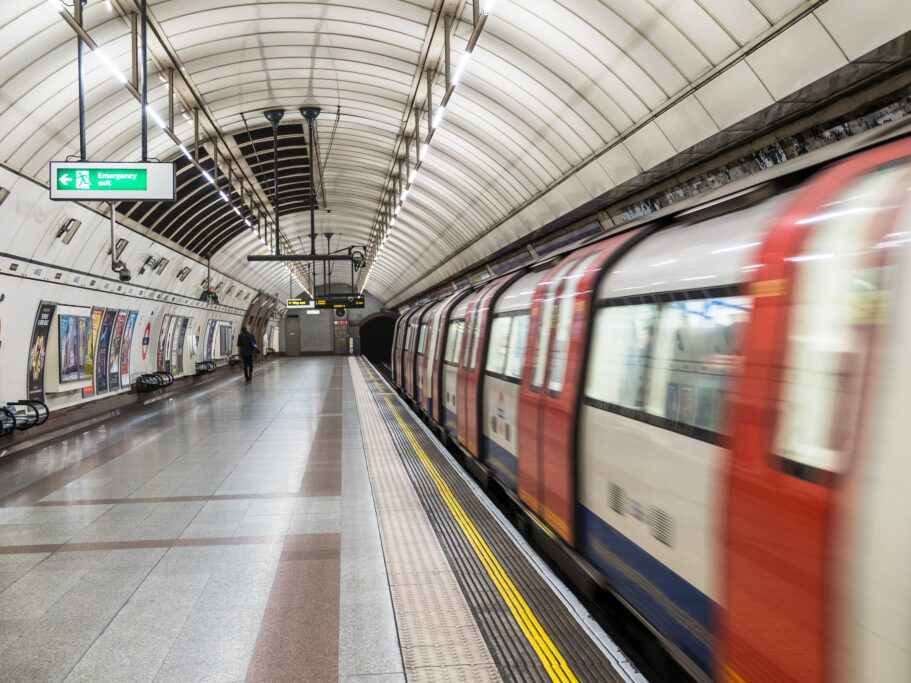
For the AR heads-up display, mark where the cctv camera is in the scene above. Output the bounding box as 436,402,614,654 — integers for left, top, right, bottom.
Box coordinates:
119,267,132,282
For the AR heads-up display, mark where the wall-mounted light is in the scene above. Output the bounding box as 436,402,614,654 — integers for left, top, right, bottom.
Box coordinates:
0,187,9,208
155,257,169,275
55,217,82,245
139,255,160,276
107,237,128,260
177,265,191,282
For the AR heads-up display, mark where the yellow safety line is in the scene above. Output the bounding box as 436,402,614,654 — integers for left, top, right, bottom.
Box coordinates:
360,361,579,683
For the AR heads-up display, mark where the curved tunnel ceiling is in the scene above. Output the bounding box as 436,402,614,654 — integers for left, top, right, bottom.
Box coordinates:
1,0,910,302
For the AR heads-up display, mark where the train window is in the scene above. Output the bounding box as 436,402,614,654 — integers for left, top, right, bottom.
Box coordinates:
773,165,904,480
427,313,442,374
645,296,751,435
469,308,483,370
549,254,599,394
504,314,529,380
417,324,427,355
461,314,475,368
405,325,414,351
486,316,511,375
586,303,658,409
585,304,658,409
444,320,463,365
532,258,578,390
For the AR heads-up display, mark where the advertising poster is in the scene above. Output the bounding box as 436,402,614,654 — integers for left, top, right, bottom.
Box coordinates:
163,316,177,373
108,310,127,391
141,322,151,361
204,320,216,361
174,318,189,374
94,309,116,395
219,324,232,357
58,315,80,383
82,307,104,398
157,315,172,372
77,316,90,380
120,311,138,386
27,301,56,401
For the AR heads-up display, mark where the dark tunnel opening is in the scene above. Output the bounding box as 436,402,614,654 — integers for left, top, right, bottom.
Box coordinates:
360,315,396,364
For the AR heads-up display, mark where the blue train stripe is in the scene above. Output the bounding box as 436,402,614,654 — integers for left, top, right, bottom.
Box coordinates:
482,436,518,490
577,505,714,673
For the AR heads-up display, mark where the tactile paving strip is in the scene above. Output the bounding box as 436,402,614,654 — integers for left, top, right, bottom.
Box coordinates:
351,358,501,682
355,359,637,683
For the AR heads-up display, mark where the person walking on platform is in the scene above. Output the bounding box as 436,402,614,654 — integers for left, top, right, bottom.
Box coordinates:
237,326,258,382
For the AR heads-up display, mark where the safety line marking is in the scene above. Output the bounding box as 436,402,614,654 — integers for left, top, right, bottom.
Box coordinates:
360,361,579,683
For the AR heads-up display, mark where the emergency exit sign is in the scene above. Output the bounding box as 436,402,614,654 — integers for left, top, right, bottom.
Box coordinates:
49,161,176,201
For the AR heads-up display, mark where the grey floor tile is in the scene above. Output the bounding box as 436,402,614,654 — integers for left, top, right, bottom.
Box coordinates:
0,569,87,620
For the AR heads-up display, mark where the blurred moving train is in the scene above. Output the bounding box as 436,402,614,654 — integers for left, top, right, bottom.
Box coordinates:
390,122,911,682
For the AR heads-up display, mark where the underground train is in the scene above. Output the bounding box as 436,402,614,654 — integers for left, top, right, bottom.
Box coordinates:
389,122,911,682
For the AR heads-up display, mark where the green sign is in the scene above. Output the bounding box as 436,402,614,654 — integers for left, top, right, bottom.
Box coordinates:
55,168,147,191
49,161,175,201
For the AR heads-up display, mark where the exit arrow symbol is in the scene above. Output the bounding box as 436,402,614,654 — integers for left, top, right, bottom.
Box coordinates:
59,173,72,186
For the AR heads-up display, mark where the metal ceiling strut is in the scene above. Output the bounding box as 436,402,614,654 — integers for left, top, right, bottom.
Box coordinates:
263,109,285,257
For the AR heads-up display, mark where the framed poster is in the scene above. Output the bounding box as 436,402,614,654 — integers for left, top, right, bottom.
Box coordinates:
58,315,79,383
82,307,104,398
174,318,189,374
57,314,91,384
27,301,56,401
141,322,151,361
157,315,172,372
219,323,232,357
204,320,217,361
120,311,138,386
94,309,116,395
108,310,127,391
77,316,90,380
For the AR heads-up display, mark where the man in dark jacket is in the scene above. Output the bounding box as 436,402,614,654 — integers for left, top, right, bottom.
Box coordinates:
237,326,257,381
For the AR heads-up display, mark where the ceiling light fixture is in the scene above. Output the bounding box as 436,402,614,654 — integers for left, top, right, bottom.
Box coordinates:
361,3,495,293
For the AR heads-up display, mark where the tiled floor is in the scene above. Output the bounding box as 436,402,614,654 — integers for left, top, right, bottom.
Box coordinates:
0,358,405,682
0,356,635,683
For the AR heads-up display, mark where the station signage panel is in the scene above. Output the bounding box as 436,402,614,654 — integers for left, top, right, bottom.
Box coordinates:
49,161,176,201
287,295,365,310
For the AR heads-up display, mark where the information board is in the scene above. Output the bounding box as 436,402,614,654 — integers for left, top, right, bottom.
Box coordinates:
287,294,365,309
49,161,176,201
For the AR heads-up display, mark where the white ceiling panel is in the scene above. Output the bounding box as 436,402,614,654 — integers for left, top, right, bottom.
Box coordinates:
655,95,720,153
816,0,911,60
746,14,848,100
623,121,677,172
694,60,775,130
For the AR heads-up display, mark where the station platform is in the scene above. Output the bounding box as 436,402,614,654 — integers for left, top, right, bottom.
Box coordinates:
0,357,640,683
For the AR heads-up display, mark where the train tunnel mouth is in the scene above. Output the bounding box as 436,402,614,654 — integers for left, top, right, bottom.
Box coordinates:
360,314,396,364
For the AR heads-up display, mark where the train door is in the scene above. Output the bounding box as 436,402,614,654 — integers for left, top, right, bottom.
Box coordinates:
392,312,407,388
401,308,420,392
457,276,519,457
395,312,410,387
422,296,453,418
415,302,440,409
517,256,578,516
406,303,432,399
456,290,483,450
720,143,911,683
442,306,468,435
521,234,643,541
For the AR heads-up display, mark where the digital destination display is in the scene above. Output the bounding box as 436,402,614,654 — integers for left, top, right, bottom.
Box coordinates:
287,295,365,309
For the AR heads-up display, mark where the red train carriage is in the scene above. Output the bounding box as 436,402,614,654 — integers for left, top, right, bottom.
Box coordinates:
387,124,911,683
